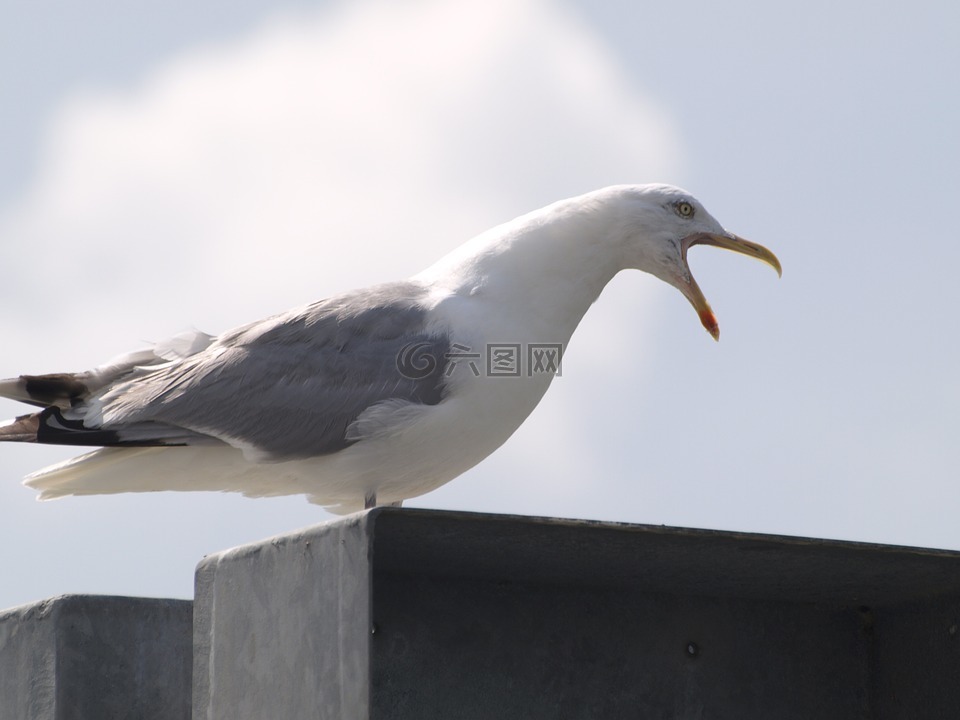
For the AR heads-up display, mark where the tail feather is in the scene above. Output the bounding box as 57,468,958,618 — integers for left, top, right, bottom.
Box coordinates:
24,447,183,500
5,374,92,408
0,329,216,409
0,376,76,409
0,414,40,442
21,440,376,511
23,445,304,501
0,406,215,448
0,329,220,450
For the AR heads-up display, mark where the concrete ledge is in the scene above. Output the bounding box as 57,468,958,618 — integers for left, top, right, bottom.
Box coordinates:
0,594,192,720
193,512,371,719
193,508,960,719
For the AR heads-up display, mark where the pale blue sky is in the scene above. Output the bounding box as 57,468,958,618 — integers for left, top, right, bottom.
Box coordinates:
1,0,957,609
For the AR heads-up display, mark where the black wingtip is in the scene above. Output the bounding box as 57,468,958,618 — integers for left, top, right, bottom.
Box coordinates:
24,407,194,448
22,373,90,407
0,373,91,409
0,407,131,447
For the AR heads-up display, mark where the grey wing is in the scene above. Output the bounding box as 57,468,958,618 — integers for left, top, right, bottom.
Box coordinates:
95,281,452,460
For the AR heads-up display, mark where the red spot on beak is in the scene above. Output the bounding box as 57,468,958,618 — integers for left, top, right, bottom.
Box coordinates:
699,308,720,341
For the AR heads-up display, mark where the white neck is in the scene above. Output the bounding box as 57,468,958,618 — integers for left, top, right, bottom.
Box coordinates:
414,191,631,344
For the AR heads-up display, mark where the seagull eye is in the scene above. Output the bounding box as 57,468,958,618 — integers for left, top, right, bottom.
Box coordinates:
675,201,694,218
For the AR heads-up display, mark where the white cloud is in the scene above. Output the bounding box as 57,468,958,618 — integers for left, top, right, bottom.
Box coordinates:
0,0,682,523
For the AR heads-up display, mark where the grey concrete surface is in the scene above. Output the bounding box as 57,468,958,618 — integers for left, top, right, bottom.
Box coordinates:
0,594,192,720
193,512,371,719
193,508,960,719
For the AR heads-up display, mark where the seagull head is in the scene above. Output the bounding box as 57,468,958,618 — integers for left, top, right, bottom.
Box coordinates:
613,184,782,340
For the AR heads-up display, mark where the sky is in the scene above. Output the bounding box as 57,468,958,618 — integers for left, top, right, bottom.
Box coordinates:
0,0,958,610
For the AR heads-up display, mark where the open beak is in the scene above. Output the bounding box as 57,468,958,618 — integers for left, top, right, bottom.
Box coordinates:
677,232,782,341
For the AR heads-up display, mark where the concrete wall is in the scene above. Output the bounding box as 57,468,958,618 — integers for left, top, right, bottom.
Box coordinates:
194,509,960,719
3,509,960,718
193,513,372,719
0,595,192,720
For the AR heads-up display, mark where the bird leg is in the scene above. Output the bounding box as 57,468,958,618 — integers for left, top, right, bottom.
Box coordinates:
363,492,403,510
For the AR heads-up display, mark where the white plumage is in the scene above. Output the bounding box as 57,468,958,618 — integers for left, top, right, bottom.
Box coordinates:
0,184,780,513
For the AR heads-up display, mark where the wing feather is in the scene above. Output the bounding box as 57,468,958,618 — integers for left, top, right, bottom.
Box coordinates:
88,281,450,459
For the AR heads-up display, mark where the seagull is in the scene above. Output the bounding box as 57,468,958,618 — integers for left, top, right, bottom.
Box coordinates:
0,184,780,513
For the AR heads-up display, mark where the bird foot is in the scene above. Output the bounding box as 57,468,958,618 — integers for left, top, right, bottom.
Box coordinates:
364,492,403,510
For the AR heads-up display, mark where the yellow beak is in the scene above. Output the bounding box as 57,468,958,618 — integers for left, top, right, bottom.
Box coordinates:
677,232,782,341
